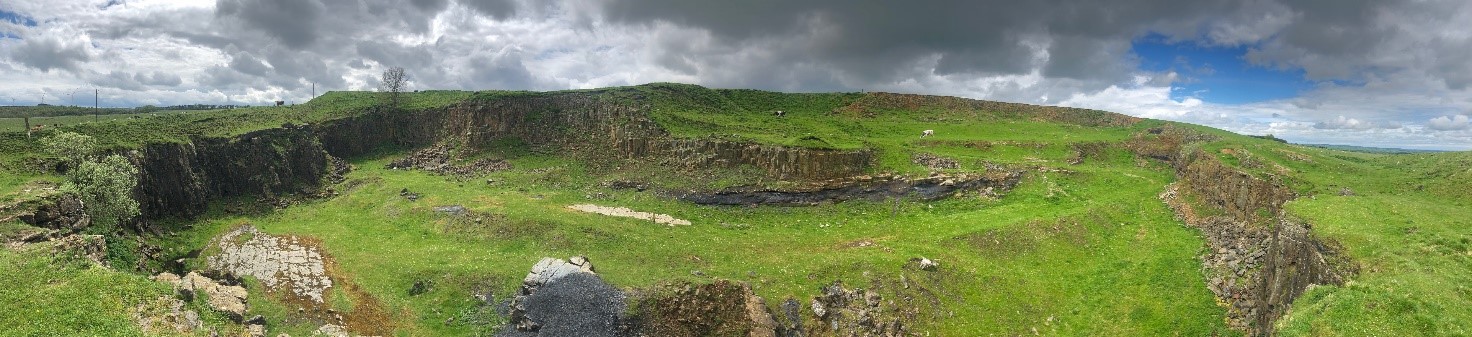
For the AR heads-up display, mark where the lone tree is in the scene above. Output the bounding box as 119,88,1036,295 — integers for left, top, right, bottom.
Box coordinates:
380,66,408,110
42,132,141,229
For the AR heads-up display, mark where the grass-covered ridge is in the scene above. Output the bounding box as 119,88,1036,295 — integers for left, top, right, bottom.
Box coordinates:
1,83,1469,336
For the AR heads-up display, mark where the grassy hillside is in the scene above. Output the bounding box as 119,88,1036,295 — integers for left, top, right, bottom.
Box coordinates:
1,83,1468,336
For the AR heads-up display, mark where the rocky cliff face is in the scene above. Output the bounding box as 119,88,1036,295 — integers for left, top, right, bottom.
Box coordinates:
1145,137,1354,336
122,91,879,222
132,126,331,219
443,93,874,181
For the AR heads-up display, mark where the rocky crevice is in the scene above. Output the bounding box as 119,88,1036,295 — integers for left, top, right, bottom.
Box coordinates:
1145,139,1355,335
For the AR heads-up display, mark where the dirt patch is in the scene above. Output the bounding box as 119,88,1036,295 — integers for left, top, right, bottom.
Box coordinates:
632,280,777,337
566,204,691,226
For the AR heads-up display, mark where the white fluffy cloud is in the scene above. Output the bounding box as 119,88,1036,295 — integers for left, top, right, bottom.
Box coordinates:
1427,115,1471,131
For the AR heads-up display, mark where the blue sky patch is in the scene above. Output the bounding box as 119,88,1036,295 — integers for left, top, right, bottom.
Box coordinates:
1132,35,1310,104
0,9,37,27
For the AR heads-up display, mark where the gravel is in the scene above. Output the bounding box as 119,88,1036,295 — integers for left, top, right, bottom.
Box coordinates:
497,272,627,337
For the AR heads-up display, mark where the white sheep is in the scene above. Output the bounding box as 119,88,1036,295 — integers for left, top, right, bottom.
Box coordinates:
921,129,934,137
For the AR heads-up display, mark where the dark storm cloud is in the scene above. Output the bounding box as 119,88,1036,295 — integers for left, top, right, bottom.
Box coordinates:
459,0,518,20
216,0,324,49
592,0,1240,85
12,37,90,72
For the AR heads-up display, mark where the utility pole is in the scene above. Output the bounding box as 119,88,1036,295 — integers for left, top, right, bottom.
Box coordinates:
94,89,99,122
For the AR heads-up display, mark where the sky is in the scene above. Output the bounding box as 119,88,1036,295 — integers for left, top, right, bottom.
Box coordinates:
1,0,1470,150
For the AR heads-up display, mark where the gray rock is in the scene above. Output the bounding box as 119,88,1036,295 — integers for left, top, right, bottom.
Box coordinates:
433,205,469,216
178,272,250,322
918,257,939,271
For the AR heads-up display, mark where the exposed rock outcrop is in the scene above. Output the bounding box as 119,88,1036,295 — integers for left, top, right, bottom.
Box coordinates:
678,171,1022,206
206,225,332,303
1140,132,1356,336
153,271,251,322
17,194,90,233
132,127,332,220
566,204,691,226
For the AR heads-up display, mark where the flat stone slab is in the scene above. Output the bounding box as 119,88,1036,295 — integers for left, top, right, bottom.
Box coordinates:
207,225,333,303
566,204,691,226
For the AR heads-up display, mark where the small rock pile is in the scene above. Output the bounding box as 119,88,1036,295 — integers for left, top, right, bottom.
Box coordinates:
809,281,910,337
910,153,959,170
386,145,512,177
152,271,263,333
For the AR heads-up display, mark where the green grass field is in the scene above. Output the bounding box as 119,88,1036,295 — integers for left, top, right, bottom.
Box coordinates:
1,84,1469,336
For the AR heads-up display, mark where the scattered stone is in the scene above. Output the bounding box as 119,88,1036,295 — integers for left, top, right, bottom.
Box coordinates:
399,188,421,201
779,298,804,337
133,296,202,335
49,234,107,265
172,271,250,322
566,204,692,226
386,144,512,177
810,299,827,318
911,153,960,170
245,315,267,325
1338,187,1356,196
809,281,910,336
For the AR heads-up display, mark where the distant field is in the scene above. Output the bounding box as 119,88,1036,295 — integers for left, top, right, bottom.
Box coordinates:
0,111,201,133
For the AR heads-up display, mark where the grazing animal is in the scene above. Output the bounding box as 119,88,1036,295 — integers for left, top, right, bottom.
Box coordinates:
774,110,786,117
921,129,934,137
